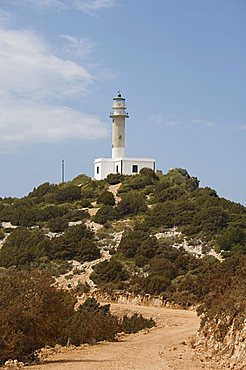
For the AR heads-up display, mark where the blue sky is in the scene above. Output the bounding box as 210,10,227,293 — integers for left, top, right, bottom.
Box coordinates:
0,0,245,205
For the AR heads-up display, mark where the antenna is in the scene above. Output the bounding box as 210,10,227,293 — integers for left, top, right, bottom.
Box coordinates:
61,160,65,183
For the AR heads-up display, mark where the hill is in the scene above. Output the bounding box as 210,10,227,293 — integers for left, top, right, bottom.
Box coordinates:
0,168,245,368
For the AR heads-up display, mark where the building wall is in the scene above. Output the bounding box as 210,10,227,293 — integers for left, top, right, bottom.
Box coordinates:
94,159,114,180
122,159,155,175
94,157,155,180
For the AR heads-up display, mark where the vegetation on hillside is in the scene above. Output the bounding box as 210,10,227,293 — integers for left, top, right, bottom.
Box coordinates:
0,271,155,364
0,168,245,362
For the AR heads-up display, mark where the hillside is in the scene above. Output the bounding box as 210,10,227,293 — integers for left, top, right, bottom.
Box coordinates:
0,168,246,368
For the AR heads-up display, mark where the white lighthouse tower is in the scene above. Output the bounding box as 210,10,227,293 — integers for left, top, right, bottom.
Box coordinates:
110,92,128,159
94,92,155,180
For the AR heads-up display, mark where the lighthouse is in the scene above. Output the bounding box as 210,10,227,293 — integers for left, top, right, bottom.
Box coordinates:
94,92,155,180
110,91,128,159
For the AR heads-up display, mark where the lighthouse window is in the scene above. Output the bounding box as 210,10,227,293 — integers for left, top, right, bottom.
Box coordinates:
132,165,138,173
118,135,122,140
116,165,119,173
96,166,99,174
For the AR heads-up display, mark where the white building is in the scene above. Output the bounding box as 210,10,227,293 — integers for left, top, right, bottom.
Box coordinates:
94,92,156,180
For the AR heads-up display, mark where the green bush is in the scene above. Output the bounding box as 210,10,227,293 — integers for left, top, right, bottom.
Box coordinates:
40,205,68,221
0,229,5,240
49,236,99,263
139,167,159,180
48,217,69,232
106,173,125,185
118,229,157,259
197,255,246,342
91,260,129,286
80,199,92,208
141,274,171,294
63,298,119,346
65,208,89,222
10,205,38,227
28,182,57,200
0,228,47,268
75,239,100,262
0,270,75,364
97,190,115,206
93,205,119,224
120,313,156,334
46,185,81,203
63,224,94,241
117,192,147,218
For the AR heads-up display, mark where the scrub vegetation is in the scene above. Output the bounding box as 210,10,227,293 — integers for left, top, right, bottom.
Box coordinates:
0,168,245,363
0,270,155,364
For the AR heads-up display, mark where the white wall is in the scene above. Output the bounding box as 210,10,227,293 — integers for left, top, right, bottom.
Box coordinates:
94,157,155,180
122,158,155,175
94,158,114,180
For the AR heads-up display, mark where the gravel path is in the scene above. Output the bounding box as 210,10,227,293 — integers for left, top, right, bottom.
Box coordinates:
28,304,223,370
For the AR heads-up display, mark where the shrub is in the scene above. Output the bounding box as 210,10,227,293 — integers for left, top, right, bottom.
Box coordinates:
28,182,57,199
118,229,157,259
63,224,94,242
47,185,81,203
106,173,125,185
117,192,147,218
49,236,99,263
0,270,75,364
141,274,171,294
97,190,115,206
0,228,47,268
217,227,245,251
48,217,68,232
139,167,159,180
65,208,89,222
40,205,68,221
80,199,92,208
93,205,119,224
120,313,156,334
74,281,90,295
0,229,5,240
63,298,119,346
91,260,129,286
75,239,100,262
10,205,38,227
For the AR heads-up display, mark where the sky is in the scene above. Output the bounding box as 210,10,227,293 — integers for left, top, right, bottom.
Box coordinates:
0,0,245,205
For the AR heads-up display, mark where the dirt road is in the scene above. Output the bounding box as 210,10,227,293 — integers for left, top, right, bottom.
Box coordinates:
29,304,221,370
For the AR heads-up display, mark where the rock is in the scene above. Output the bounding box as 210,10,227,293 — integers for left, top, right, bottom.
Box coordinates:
4,359,24,369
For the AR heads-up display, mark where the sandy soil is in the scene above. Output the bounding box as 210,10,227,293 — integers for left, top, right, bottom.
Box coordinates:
28,303,223,370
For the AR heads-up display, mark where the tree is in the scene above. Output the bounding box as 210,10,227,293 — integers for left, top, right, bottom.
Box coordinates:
0,270,76,364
